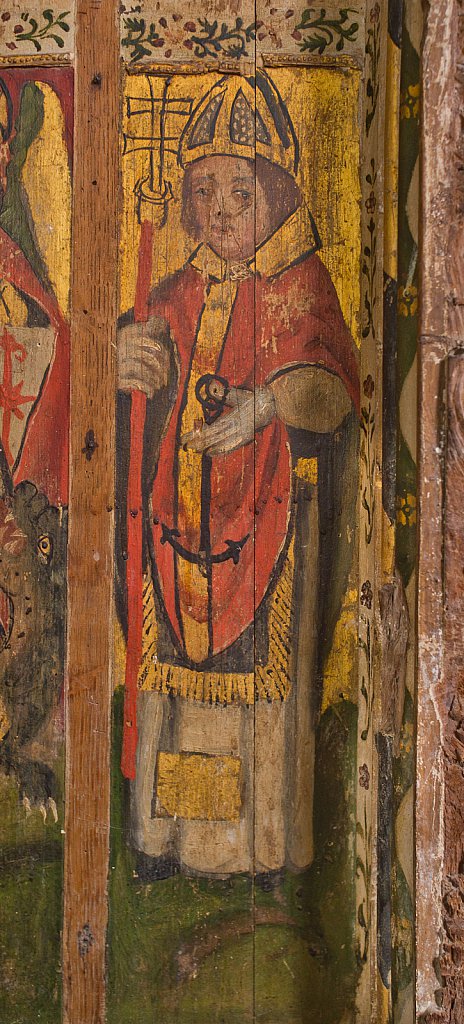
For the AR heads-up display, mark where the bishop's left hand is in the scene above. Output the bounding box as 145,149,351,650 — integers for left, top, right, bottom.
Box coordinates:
181,386,276,457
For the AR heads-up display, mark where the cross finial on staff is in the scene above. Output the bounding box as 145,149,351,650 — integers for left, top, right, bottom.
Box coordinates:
123,75,193,225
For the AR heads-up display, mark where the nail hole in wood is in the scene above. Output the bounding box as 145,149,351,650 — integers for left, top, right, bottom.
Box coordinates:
82,430,98,461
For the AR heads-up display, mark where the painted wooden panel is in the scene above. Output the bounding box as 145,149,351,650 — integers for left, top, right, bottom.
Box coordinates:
110,57,365,1023
0,66,72,1023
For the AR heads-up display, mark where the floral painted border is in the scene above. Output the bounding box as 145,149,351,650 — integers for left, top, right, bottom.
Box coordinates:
360,371,376,545
119,4,364,63
121,14,257,62
355,1,385,1016
0,4,74,56
365,1,380,134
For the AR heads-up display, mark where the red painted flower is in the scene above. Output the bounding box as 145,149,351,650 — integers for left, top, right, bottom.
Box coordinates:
158,14,198,59
365,190,376,214
363,374,375,399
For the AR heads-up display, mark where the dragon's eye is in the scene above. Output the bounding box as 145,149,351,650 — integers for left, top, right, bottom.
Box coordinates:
37,535,53,562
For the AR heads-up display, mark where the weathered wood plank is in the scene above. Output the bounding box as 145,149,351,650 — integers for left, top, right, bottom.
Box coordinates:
417,0,464,1018
440,355,464,1016
62,1,118,1021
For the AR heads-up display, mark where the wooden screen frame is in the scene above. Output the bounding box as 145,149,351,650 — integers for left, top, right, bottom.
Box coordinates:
3,0,463,1020
0,3,385,1021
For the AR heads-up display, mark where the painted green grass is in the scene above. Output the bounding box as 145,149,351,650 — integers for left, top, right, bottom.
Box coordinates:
0,697,358,1023
108,693,359,1024
0,787,63,1024
0,858,62,1024
0,759,63,1024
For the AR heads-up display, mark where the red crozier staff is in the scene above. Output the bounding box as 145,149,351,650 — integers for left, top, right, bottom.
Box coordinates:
121,160,173,779
120,217,153,781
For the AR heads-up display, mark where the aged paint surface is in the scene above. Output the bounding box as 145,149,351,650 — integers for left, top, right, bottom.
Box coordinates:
109,60,364,1022
0,67,71,1023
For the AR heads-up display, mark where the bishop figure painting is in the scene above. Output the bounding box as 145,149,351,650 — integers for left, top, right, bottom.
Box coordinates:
112,65,362,1021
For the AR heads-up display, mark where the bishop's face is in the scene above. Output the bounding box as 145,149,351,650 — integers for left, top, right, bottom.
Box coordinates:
188,155,272,262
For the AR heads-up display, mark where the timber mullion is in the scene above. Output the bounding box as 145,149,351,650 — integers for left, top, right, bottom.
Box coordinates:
62,3,119,1022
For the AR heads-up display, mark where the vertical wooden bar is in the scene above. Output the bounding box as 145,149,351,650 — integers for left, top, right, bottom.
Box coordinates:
63,2,119,1021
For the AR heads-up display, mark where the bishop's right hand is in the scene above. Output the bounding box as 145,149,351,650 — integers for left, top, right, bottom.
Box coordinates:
117,314,173,399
